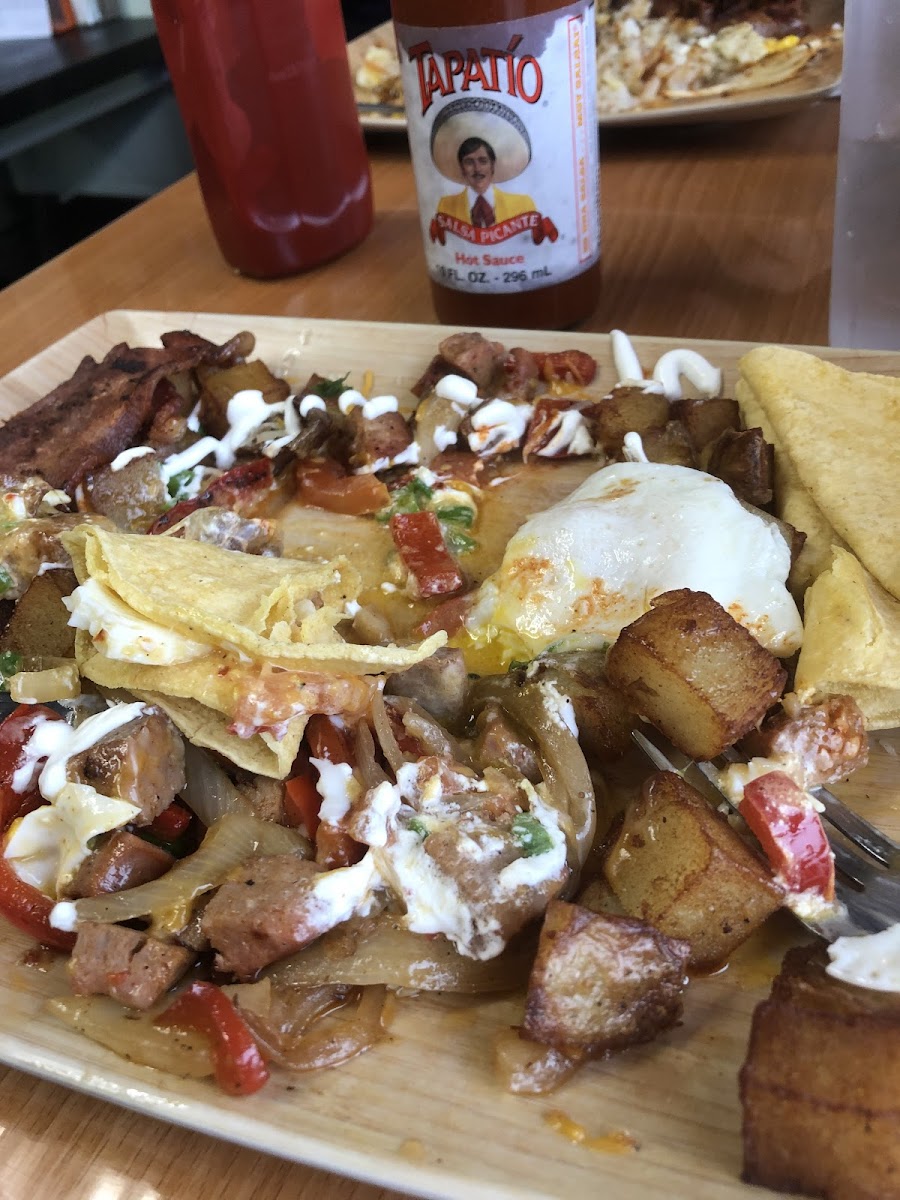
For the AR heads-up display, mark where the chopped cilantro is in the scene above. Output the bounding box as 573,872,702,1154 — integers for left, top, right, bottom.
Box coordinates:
507,659,530,673
0,566,13,597
166,468,196,501
0,650,22,691
407,817,429,840
376,477,434,523
512,813,554,858
0,521,19,534
313,372,350,398
435,504,474,528
441,526,477,556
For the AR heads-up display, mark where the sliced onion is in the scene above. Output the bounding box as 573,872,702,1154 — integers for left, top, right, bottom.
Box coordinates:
47,994,213,1078
267,915,535,993
9,663,80,704
493,1028,584,1095
354,719,390,789
66,813,310,937
181,741,252,825
371,690,408,775
226,978,386,1072
470,677,596,869
389,695,470,764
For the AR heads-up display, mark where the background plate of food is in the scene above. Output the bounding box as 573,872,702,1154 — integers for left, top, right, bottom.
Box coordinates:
349,0,843,131
0,310,897,1199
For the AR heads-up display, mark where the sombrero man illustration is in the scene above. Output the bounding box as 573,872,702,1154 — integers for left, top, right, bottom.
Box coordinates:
431,98,538,231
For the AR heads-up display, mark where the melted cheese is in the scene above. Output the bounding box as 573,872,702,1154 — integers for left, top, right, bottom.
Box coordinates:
827,925,900,992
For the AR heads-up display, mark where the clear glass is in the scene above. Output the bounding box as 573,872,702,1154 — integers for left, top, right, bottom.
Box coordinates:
151,0,373,278
829,0,900,349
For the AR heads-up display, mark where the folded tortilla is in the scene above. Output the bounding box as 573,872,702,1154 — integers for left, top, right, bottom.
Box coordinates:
737,346,900,601
795,548,900,730
62,526,446,776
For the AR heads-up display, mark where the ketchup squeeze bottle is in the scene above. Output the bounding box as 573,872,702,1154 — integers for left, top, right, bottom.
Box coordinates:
391,0,600,329
151,0,373,278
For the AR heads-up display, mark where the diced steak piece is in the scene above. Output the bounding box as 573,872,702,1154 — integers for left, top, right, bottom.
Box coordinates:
523,901,689,1053
68,831,175,898
349,409,414,470
705,426,774,507
438,332,506,390
200,853,327,978
411,354,454,400
429,450,489,487
66,708,186,825
69,921,195,1010
285,406,351,464
473,701,542,782
385,647,469,729
233,775,285,824
739,695,869,788
502,348,540,401
0,331,249,491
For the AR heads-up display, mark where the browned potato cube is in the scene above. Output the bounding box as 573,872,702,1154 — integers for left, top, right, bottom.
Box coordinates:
705,427,775,507
605,589,787,760
674,396,740,453
603,772,782,969
591,386,669,454
198,360,290,438
742,943,900,1199
640,420,695,467
523,900,689,1052
0,570,77,660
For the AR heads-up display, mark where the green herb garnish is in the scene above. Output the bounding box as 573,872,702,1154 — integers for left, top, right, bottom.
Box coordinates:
166,468,196,501
313,372,350,398
407,817,429,840
512,813,554,858
376,477,434,523
507,659,530,673
441,526,477,556
0,650,22,691
0,566,14,598
434,504,474,529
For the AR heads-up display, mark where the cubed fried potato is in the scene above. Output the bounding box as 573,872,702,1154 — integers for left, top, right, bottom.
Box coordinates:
0,569,77,660
523,900,689,1052
640,420,695,467
603,771,782,969
605,589,787,761
674,396,740,453
741,943,900,1199
591,387,669,454
197,360,290,438
704,427,774,507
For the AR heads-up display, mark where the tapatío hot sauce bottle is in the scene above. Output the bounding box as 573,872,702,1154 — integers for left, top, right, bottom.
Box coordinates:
391,0,601,330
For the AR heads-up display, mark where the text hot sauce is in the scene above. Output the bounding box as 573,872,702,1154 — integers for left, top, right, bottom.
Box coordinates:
392,0,600,329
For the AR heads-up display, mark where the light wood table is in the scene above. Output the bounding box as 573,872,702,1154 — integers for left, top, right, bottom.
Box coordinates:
0,97,840,1200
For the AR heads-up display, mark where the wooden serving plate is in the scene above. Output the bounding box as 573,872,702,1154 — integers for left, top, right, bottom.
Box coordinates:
0,311,896,1200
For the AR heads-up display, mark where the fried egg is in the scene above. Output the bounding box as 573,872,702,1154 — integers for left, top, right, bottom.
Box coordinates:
464,460,803,667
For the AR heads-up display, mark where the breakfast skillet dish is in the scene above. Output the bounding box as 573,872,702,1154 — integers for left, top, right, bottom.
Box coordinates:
0,319,897,1198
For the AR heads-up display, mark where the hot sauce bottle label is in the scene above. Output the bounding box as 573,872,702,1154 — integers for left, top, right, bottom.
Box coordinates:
395,3,600,296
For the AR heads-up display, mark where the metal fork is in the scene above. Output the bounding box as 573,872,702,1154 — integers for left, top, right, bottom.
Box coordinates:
631,726,900,941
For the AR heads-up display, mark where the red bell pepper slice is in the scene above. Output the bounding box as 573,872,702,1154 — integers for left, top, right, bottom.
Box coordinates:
0,856,75,951
149,457,275,533
390,510,464,598
740,771,835,900
284,750,322,839
301,716,364,868
0,704,62,830
146,800,192,842
155,980,269,1096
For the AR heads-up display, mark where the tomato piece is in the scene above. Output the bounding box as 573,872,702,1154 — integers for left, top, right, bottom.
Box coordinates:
0,856,74,951
0,705,62,831
296,460,390,516
155,980,269,1095
284,753,322,839
146,801,192,842
740,771,835,900
305,714,353,765
533,349,597,386
150,457,275,533
390,511,464,598
315,822,365,869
